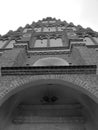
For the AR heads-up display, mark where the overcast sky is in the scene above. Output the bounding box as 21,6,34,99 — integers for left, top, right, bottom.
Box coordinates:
0,0,98,35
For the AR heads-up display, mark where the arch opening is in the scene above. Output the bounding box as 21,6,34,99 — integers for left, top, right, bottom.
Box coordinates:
0,81,98,130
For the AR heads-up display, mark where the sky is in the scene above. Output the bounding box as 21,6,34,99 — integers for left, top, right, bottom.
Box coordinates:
0,0,98,35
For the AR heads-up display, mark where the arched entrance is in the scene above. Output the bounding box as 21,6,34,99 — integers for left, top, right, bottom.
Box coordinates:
0,78,98,130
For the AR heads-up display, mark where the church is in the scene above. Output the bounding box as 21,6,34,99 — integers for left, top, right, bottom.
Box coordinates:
0,17,98,130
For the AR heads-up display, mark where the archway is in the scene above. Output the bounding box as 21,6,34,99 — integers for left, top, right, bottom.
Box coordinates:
0,74,98,106
0,78,98,130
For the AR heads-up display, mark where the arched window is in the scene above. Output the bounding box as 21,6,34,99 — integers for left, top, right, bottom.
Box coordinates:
34,39,47,47
50,38,63,47
33,57,69,66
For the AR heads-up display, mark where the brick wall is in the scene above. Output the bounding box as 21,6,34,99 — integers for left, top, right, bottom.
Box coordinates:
70,46,86,65
71,46,98,66
0,74,97,106
0,48,27,67
24,54,72,66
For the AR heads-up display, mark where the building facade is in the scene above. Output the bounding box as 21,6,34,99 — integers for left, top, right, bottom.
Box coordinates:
0,17,98,129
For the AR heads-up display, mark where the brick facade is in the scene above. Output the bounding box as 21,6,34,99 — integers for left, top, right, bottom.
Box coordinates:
0,17,98,106
0,48,27,67
0,74,98,106
0,47,98,105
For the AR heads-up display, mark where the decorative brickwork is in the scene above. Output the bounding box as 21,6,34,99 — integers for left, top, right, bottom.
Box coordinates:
1,65,96,75
0,74,98,105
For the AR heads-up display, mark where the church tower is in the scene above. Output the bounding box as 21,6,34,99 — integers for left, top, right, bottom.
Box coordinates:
0,17,98,130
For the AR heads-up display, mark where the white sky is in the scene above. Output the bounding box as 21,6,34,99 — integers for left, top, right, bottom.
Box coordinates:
0,0,98,35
